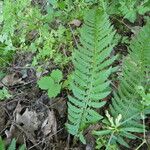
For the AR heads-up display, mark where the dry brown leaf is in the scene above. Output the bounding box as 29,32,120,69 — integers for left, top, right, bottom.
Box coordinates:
1,73,24,86
69,19,81,27
49,98,67,118
16,108,39,133
41,109,57,139
5,125,15,139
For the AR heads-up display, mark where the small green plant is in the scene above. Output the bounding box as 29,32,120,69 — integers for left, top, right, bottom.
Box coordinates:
0,87,11,100
137,86,150,106
93,111,142,149
0,43,14,67
95,136,118,150
38,69,63,98
107,0,150,23
0,137,25,150
1,0,72,68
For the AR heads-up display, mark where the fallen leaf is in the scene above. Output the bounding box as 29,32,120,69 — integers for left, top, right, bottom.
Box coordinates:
1,73,24,87
69,19,82,27
16,108,39,133
41,109,57,140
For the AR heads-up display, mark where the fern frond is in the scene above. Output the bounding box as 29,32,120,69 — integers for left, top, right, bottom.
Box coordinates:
94,20,150,148
66,9,116,143
111,21,150,121
8,139,16,150
0,137,5,150
0,137,25,150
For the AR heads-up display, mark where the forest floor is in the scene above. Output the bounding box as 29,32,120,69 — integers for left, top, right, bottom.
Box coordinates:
0,0,150,150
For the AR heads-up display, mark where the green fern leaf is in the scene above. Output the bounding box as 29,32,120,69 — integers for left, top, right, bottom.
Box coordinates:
7,139,16,150
111,20,150,121
0,137,5,150
50,69,63,82
19,145,25,150
94,20,150,148
66,9,116,142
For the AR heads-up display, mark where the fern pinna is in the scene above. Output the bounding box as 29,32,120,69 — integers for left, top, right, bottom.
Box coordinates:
94,21,150,148
66,9,116,143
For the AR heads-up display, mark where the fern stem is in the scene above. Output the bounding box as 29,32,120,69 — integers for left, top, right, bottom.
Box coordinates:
105,131,114,150
69,24,78,47
111,16,132,31
134,112,147,150
135,140,146,150
141,112,146,139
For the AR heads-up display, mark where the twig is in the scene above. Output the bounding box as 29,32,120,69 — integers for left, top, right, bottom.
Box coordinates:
134,112,147,150
135,139,146,150
28,128,64,150
142,113,146,139
66,134,70,149
68,24,78,47
111,16,133,31
12,66,35,69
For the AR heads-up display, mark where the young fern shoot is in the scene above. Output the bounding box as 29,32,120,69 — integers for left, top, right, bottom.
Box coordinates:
66,9,117,143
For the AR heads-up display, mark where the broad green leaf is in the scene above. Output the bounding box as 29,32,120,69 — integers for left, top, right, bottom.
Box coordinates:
48,84,61,98
38,76,53,90
51,69,63,82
